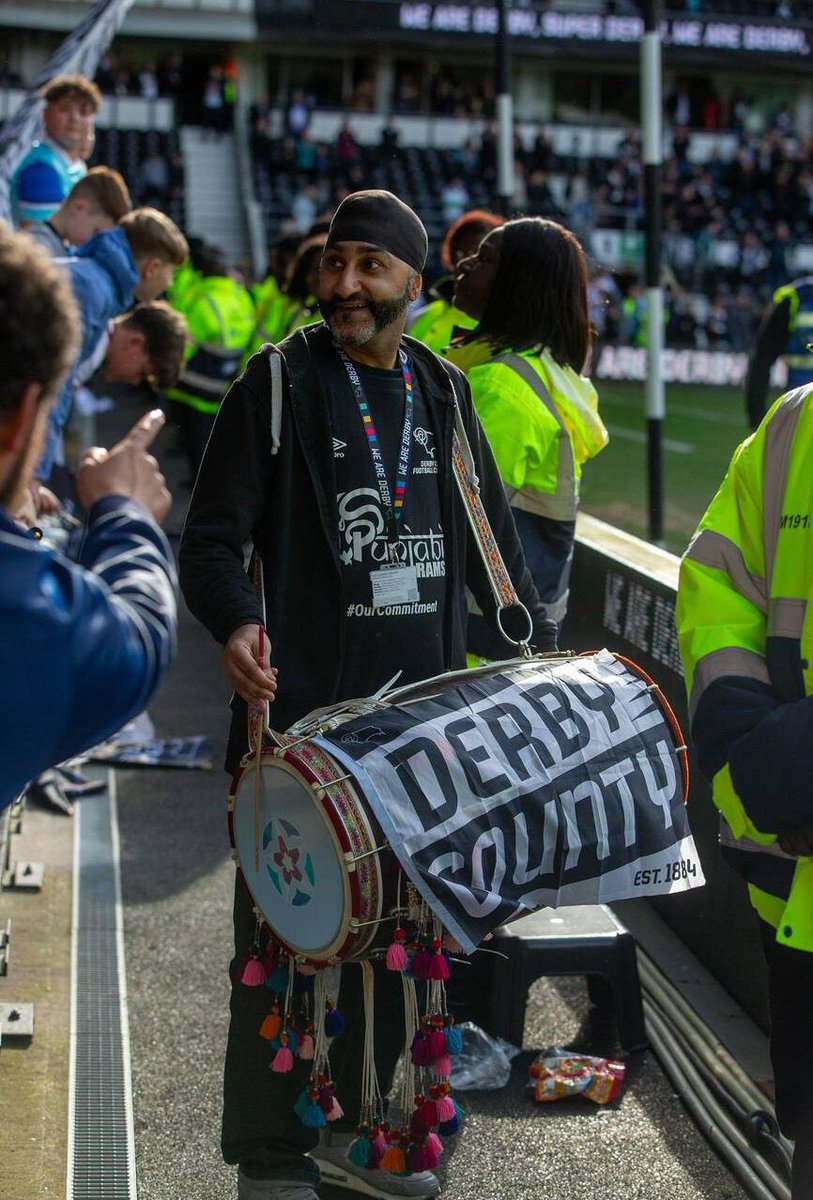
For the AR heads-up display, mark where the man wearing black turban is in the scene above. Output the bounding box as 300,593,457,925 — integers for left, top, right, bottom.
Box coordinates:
180,191,555,1200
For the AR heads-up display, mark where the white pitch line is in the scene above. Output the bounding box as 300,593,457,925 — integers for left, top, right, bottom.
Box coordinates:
605,424,694,454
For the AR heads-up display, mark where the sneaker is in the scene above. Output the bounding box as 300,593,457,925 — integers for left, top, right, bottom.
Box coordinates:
237,1169,319,1200
313,1132,440,1199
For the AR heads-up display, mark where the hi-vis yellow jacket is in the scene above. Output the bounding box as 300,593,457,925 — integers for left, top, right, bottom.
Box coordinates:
678,384,813,951
444,340,607,522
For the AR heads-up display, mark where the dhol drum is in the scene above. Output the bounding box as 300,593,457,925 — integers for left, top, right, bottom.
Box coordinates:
228,649,698,967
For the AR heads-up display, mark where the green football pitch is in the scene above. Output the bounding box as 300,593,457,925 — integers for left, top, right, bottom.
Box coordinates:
580,381,753,557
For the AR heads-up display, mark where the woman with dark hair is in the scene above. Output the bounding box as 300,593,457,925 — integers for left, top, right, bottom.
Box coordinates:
279,234,327,337
408,208,504,353
447,216,607,645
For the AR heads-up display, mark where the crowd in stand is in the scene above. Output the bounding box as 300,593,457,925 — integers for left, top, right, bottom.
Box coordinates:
246,80,813,355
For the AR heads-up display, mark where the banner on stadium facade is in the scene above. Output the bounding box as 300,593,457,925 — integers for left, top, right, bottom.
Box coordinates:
315,651,703,953
256,0,811,61
0,0,136,224
595,345,788,390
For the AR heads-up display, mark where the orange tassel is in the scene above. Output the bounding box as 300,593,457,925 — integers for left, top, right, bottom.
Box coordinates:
259,1005,283,1041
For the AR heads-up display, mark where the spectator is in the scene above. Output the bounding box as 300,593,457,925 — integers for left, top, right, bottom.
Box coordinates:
139,150,171,208
25,166,132,257
290,181,321,235
0,227,177,811
158,52,183,98
441,175,469,225
285,88,311,141
201,66,227,136
138,65,160,101
12,74,102,226
37,208,189,490
334,119,359,175
409,209,504,354
166,242,255,477
103,301,189,392
449,216,608,633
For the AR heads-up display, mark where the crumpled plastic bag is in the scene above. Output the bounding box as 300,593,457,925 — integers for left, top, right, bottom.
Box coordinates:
528,1046,625,1105
450,1022,521,1090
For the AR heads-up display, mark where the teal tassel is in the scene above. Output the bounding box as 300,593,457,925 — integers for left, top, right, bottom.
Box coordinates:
348,1135,372,1167
266,964,290,992
294,1088,311,1120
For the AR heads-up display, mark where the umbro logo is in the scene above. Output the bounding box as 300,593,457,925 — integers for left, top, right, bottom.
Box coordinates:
333,437,347,457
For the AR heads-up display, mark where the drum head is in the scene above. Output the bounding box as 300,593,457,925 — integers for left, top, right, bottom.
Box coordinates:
232,758,350,959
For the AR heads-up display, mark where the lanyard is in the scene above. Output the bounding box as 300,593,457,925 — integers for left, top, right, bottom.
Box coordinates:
339,347,414,560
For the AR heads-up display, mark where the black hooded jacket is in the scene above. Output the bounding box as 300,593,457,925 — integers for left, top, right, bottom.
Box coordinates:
179,322,554,772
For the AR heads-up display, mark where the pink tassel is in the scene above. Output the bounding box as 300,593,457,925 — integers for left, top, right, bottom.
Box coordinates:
271,1045,294,1072
386,932,409,972
429,940,451,980
421,1098,439,1127
429,1030,447,1058
297,1033,315,1060
239,955,268,986
424,1135,442,1169
327,1097,344,1121
433,1055,452,1078
436,1094,455,1122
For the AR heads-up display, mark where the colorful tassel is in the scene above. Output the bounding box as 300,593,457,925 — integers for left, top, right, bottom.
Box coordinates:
348,1127,372,1168
259,1004,283,1041
444,1017,463,1056
409,1141,428,1172
324,1001,346,1037
433,1054,452,1079
266,963,290,992
380,1143,406,1174
294,1088,311,1120
301,1088,328,1127
428,939,451,980
410,935,433,980
297,1031,315,1060
271,1034,295,1073
386,927,409,972
326,1096,344,1121
424,1133,443,1169
238,953,269,986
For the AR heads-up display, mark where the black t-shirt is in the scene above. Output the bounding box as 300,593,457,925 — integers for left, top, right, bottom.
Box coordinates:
327,355,447,698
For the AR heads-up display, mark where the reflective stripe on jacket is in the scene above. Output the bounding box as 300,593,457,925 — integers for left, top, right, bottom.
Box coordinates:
678,384,813,949
444,340,607,521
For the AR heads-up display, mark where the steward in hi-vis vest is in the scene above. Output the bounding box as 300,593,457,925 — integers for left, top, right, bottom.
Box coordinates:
678,382,813,1189
167,245,254,477
745,276,813,430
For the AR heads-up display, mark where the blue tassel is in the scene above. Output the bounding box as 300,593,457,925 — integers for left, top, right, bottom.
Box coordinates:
438,1114,460,1136
324,1006,346,1037
301,1102,328,1128
444,1025,463,1056
294,1088,311,1120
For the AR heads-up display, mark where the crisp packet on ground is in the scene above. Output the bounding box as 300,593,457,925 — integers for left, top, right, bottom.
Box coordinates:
529,1049,626,1105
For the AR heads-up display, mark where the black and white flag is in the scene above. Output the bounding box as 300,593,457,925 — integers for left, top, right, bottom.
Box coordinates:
0,0,137,224
316,650,704,954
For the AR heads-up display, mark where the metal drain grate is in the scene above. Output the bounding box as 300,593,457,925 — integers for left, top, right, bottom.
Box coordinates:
68,772,137,1200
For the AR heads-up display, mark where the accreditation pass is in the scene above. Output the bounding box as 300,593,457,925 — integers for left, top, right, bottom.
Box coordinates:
370,563,420,608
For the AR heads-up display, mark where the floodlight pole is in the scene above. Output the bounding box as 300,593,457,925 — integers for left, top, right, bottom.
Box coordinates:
642,0,665,545
495,0,513,216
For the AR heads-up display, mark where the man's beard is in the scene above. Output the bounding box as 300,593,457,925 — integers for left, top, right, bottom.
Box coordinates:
320,283,412,348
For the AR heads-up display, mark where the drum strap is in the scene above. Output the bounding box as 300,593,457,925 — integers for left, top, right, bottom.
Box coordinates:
449,401,533,654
